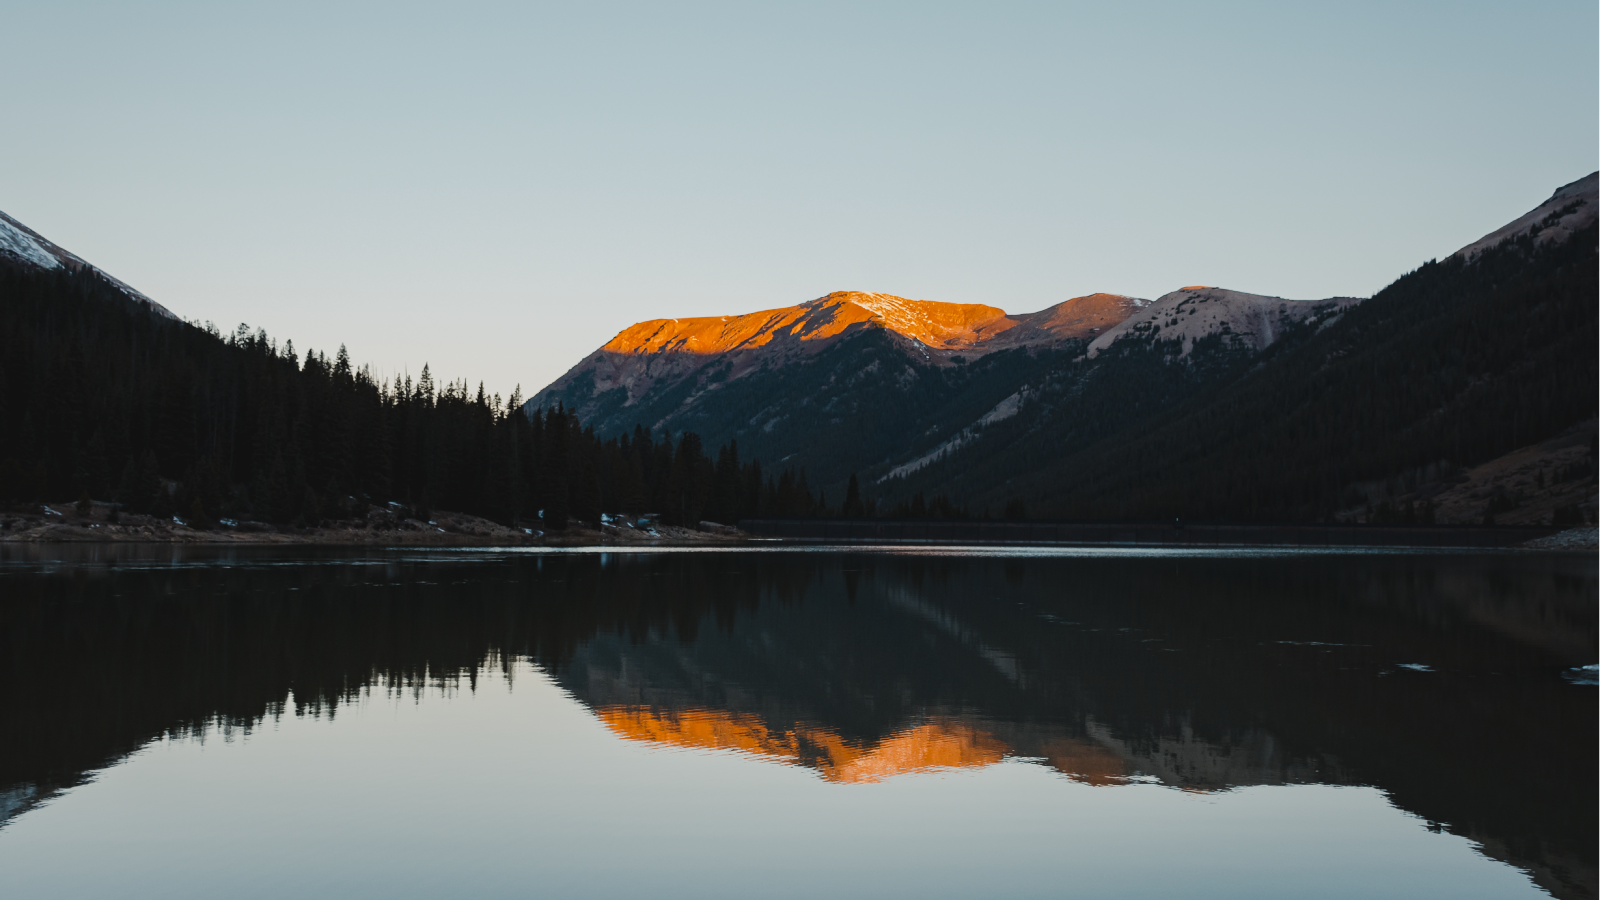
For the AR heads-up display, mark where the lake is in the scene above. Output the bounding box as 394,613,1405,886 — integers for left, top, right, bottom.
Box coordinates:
0,544,1593,899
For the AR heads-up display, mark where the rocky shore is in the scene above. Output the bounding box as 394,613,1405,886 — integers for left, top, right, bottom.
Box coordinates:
0,501,745,547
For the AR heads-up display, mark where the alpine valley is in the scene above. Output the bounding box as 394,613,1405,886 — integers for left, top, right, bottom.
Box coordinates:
532,172,1599,524
0,174,1595,533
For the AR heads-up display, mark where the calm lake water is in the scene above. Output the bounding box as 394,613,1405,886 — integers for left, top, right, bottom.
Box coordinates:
0,544,1594,900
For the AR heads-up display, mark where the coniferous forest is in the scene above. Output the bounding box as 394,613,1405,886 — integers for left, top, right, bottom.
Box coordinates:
2,217,1592,531
890,219,1599,521
0,261,829,529
532,215,1596,526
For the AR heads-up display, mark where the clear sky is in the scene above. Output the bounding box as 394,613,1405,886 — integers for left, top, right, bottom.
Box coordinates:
3,1,1595,398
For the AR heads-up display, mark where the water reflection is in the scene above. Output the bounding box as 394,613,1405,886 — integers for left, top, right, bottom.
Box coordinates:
0,545,1593,898
595,709,1009,783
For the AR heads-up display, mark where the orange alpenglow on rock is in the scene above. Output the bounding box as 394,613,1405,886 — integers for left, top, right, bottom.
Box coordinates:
600,290,1150,358
595,705,1008,783
535,290,1149,410
601,291,1014,360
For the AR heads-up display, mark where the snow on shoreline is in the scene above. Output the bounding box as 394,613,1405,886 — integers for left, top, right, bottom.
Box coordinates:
1522,527,1598,551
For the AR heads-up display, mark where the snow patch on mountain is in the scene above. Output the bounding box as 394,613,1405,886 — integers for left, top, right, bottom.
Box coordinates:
880,388,1029,482
1086,287,1362,359
0,209,177,319
843,292,939,340
0,217,63,270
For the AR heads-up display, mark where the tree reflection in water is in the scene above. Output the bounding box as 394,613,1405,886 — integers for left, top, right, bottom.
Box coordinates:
0,545,1593,898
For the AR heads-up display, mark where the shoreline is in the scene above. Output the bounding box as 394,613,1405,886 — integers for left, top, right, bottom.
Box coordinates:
2,504,1593,551
739,518,1591,550
0,503,743,548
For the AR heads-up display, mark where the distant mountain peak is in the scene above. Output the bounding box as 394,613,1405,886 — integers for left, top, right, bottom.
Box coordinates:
1087,287,1363,359
0,209,175,318
0,214,63,271
803,291,1012,349
533,289,1153,418
1452,171,1598,260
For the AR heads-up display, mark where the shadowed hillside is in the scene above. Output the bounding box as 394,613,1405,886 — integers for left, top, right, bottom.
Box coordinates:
528,173,1599,523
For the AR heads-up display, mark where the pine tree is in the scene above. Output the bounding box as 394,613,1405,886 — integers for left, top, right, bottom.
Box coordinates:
80,430,112,499
540,407,570,529
568,421,602,526
128,450,162,514
843,473,864,518
710,441,742,524
0,458,20,510
740,460,764,520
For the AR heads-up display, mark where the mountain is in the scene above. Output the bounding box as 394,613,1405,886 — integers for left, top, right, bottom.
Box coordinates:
1453,172,1597,260
530,172,1598,522
1,203,828,532
1085,286,1361,359
533,289,1147,414
527,285,1355,495
912,172,1597,523
528,289,1171,501
0,209,175,318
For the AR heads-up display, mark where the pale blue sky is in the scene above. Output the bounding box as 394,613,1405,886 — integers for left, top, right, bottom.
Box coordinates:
3,1,1595,397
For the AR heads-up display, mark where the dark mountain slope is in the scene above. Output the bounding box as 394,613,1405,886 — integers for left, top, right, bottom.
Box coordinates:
533,289,1342,502
529,291,1162,499
901,216,1597,521
530,178,1597,513
531,290,1149,431
561,328,1071,495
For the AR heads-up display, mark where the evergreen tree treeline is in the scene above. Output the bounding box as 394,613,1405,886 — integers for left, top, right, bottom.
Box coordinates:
0,262,831,527
884,221,1600,521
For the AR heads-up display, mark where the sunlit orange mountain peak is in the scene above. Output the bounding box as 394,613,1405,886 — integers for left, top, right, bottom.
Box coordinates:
532,289,1149,416
600,291,1013,360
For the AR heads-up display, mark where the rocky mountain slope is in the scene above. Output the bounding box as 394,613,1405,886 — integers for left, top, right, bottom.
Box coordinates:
1086,287,1361,359
532,289,1149,417
1453,172,1597,260
896,172,1598,522
0,209,175,318
529,172,1598,523
529,284,1361,498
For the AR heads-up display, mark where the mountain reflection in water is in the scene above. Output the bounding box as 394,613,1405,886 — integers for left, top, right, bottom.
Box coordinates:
595,709,1010,783
0,545,1593,898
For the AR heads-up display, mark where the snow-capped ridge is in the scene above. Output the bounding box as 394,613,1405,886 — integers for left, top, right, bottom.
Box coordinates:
0,217,63,270
1086,287,1362,359
533,289,1150,417
0,209,176,318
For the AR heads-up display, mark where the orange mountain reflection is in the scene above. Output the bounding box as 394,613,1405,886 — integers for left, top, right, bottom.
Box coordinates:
596,706,1134,785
